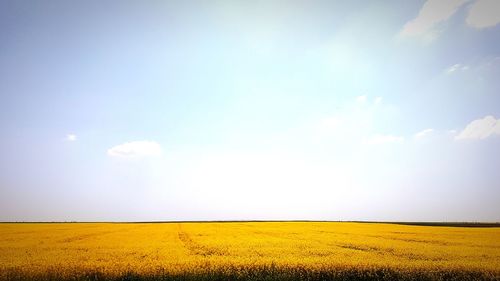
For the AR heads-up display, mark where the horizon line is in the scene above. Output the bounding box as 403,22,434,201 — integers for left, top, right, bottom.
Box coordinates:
1,220,499,227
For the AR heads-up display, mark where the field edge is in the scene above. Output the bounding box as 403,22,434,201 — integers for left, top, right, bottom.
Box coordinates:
2,266,499,281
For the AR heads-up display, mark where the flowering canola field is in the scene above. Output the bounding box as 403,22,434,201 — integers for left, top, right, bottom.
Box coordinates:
0,222,499,280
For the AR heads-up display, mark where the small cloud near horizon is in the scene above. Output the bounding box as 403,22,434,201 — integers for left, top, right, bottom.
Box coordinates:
107,141,163,158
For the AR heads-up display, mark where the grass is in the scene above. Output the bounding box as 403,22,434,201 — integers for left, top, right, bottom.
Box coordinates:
0,222,499,280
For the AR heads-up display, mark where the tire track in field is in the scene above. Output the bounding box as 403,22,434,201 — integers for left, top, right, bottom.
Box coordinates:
57,229,124,243
177,225,227,257
335,242,446,261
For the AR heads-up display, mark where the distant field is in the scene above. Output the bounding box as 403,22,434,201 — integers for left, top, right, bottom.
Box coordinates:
1,222,499,280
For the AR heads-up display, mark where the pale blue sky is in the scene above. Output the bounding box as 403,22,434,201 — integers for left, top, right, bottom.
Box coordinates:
1,0,499,222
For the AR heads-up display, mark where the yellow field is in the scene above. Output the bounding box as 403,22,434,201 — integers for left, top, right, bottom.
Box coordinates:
0,222,499,280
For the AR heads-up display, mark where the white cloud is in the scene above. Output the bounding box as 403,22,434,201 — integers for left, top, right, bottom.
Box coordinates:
455,115,500,140
364,134,404,145
415,129,434,139
374,97,383,105
400,0,469,39
107,141,163,157
466,0,500,28
65,134,77,141
356,95,367,103
446,63,469,74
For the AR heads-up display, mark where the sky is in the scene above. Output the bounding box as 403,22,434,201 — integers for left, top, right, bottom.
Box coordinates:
0,0,499,222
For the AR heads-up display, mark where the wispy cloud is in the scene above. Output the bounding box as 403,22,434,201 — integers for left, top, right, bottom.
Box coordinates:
446,63,469,74
455,115,500,140
107,141,163,157
415,129,434,139
400,0,469,40
400,0,500,41
466,0,500,28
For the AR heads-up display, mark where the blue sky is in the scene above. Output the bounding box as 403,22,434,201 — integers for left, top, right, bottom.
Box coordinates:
1,0,499,222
